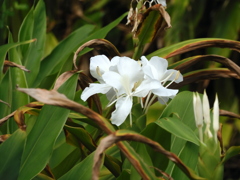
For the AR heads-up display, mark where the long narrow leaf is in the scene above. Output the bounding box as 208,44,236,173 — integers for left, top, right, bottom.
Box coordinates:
148,38,240,59
0,39,35,83
0,129,26,179
18,74,78,180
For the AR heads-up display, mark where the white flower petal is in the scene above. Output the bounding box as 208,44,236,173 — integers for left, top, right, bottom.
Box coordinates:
106,88,116,101
156,0,167,7
111,96,133,126
81,83,112,101
151,82,178,97
134,79,159,97
161,69,183,83
141,56,156,79
194,93,203,127
141,56,170,81
149,56,168,77
102,71,126,95
90,55,111,81
203,90,210,124
213,94,219,132
117,57,143,86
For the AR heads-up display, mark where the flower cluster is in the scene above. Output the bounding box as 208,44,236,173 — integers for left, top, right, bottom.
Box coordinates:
81,55,183,126
193,91,220,143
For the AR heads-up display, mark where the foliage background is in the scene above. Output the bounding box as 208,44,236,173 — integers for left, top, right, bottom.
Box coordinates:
0,0,240,179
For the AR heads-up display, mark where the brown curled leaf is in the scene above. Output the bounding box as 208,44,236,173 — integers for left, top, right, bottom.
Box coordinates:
165,39,240,59
171,55,240,77
93,130,204,180
0,102,43,127
17,87,115,134
4,60,30,72
73,39,121,69
0,134,11,143
219,109,240,119
129,4,171,36
0,111,16,126
54,70,78,90
218,124,224,156
0,99,10,107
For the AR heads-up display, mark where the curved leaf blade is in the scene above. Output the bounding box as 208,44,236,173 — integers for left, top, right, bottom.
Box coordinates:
155,117,200,146
0,129,26,179
18,74,78,180
147,38,240,59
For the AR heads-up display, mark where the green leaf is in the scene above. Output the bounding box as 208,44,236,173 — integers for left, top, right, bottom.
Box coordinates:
33,24,95,88
0,39,35,83
0,129,27,180
0,71,12,126
170,142,199,180
141,123,171,174
34,12,127,88
155,117,200,146
8,32,29,133
64,124,121,177
64,124,97,152
58,152,96,180
159,91,199,178
51,144,81,179
33,174,54,180
24,0,46,86
18,73,78,180
221,146,240,164
116,170,131,180
129,143,154,180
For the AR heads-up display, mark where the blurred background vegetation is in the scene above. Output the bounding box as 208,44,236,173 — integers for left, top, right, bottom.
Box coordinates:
1,0,240,178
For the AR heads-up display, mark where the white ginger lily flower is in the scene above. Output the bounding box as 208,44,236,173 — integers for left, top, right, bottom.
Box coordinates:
102,57,157,126
81,55,182,126
202,90,213,138
89,55,119,83
81,56,158,126
193,91,220,144
193,92,204,142
213,94,220,142
141,56,183,106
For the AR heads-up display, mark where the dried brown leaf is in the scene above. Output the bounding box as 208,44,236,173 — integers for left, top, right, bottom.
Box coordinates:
0,99,10,107
93,131,204,180
129,4,171,36
0,134,11,143
54,71,77,90
4,60,30,72
166,40,240,59
73,39,121,69
0,111,16,126
219,109,240,119
17,87,114,134
174,55,240,76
